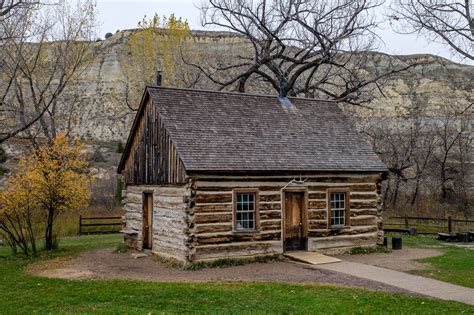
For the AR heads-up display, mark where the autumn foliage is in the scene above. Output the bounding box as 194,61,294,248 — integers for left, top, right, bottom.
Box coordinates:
0,135,91,254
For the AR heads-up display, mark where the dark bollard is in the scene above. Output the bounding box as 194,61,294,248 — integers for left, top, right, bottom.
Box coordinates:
392,236,402,250
383,236,388,247
458,233,469,243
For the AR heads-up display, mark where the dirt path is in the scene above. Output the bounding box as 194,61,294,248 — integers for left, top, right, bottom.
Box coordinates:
335,248,443,271
27,248,421,296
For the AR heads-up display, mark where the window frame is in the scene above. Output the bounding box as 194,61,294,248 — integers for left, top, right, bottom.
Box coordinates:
327,188,350,229
232,188,260,232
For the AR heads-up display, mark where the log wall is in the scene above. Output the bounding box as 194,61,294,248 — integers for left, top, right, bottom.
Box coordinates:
121,98,186,185
122,184,191,262
187,173,384,261
123,173,384,263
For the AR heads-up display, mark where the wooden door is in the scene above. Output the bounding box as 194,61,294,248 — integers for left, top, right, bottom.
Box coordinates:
142,193,153,249
284,192,307,251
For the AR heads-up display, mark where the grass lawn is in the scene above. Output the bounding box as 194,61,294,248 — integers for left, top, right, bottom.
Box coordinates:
394,234,474,289
0,235,473,314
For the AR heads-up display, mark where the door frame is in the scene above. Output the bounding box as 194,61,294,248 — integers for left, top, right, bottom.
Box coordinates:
281,187,308,252
142,191,154,250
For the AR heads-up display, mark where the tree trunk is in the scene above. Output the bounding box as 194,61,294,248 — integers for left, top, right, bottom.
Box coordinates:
44,207,55,251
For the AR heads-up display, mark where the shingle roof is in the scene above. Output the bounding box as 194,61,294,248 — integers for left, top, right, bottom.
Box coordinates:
142,86,387,173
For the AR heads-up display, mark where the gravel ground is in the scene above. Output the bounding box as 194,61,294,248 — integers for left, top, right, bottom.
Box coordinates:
335,248,443,271
27,248,424,296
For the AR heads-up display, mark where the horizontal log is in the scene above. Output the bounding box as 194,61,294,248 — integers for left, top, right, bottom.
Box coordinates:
126,185,188,197
195,194,232,203
260,194,281,202
193,204,232,213
350,201,378,209
308,192,326,199
196,231,281,245
350,215,378,226
350,193,377,200
260,210,281,220
260,203,281,211
328,225,379,236
308,210,326,220
308,232,379,250
193,240,282,260
260,220,281,231
350,209,379,216
308,200,326,208
195,223,233,234
194,213,233,224
309,220,328,230
124,203,142,212
154,208,186,220
308,230,330,237
154,200,186,211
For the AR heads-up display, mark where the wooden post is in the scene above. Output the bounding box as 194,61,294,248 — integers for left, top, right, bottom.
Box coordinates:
448,216,452,233
404,214,408,229
79,215,82,235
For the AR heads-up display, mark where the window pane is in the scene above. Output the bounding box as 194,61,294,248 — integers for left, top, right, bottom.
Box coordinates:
331,192,346,227
235,192,256,230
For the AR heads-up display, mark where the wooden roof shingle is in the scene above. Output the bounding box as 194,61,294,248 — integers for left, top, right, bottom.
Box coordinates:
138,86,387,173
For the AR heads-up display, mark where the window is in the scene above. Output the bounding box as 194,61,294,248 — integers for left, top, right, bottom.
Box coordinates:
329,190,349,228
234,191,258,231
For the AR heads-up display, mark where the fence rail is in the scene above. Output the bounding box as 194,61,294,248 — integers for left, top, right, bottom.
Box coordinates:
79,215,123,235
384,215,474,235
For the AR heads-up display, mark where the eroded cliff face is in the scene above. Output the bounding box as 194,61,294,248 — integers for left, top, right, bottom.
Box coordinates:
4,30,474,142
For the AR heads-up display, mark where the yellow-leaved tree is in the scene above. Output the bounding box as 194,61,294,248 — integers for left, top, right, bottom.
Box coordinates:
120,13,192,110
0,135,91,254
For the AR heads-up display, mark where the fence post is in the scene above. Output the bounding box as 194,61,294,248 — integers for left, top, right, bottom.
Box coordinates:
404,214,408,229
79,215,82,235
448,216,452,233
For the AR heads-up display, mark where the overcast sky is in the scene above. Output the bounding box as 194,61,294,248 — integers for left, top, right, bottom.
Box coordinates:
95,0,468,64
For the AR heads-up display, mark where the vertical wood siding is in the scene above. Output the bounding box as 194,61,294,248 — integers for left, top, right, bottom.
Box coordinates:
122,99,186,185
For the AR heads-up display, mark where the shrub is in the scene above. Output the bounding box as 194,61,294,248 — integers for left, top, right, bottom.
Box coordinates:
105,32,113,39
91,147,106,163
115,177,123,203
116,142,124,153
115,242,128,253
0,165,8,176
0,146,7,163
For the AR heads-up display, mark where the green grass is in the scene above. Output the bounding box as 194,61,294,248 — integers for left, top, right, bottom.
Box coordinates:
0,235,473,313
350,246,391,255
392,234,474,288
385,234,474,288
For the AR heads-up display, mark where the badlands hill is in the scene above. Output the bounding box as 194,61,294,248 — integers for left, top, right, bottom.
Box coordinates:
53,30,473,142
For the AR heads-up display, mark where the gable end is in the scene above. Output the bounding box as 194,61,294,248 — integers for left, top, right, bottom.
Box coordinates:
118,90,187,185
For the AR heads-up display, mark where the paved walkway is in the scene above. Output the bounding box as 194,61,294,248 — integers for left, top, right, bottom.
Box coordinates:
317,261,474,306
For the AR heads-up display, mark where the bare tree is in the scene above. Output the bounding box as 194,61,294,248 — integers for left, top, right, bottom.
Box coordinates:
0,0,97,144
431,103,472,202
391,0,474,61
0,1,37,19
192,0,415,105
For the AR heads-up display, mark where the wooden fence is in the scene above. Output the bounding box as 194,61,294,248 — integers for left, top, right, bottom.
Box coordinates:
79,215,123,235
384,215,474,235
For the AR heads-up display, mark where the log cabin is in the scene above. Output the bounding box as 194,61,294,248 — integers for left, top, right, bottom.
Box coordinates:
117,85,388,263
